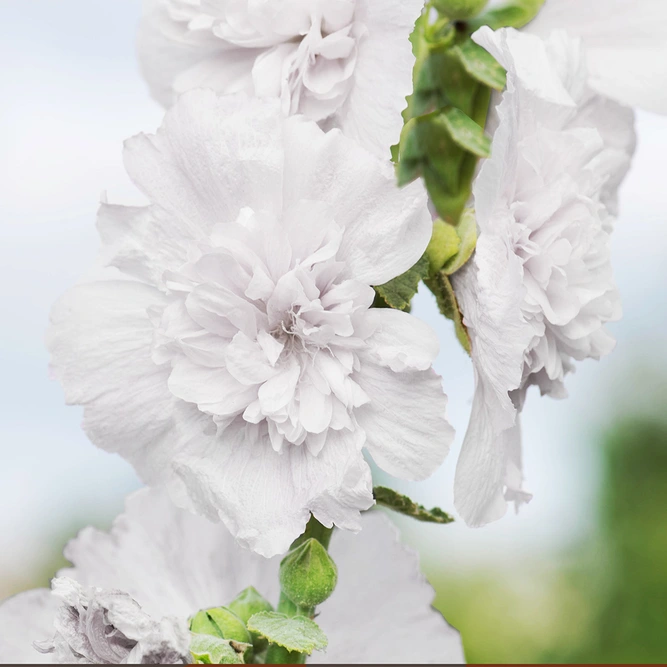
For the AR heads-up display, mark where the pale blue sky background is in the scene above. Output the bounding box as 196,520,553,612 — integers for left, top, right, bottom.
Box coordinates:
1,1,666,595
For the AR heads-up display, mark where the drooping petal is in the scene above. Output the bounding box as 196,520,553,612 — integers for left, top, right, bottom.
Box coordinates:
0,590,57,664
355,359,453,481
282,116,432,286
453,385,530,527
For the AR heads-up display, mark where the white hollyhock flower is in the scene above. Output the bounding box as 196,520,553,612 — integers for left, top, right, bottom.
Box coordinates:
32,578,190,664
0,489,465,664
525,0,667,115
452,27,632,526
137,0,423,158
47,90,453,557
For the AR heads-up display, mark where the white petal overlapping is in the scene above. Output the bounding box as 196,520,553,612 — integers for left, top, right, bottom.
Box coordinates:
0,489,465,664
525,0,667,115
452,27,632,526
47,90,453,557
137,0,424,157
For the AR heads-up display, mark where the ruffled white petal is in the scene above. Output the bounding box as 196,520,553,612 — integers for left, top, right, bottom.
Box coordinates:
334,0,424,158
0,590,57,664
315,512,465,664
525,0,667,114
46,280,210,486
282,116,432,286
123,90,284,233
356,359,453,481
170,425,374,557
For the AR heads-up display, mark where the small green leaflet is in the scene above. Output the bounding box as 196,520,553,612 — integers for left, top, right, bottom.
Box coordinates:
438,108,491,158
425,270,472,354
189,633,249,665
442,208,478,275
374,254,430,311
374,487,454,524
453,39,506,91
247,612,327,655
469,0,546,30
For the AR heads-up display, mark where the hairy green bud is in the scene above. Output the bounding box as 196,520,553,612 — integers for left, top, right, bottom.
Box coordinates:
434,0,488,20
279,538,338,609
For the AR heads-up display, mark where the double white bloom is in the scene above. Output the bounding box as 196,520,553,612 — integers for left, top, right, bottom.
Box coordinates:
138,0,423,157
0,489,465,664
47,91,453,557
453,27,634,526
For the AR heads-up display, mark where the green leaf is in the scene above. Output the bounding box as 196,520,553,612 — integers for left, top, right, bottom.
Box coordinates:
247,612,327,656
452,39,506,91
438,108,491,158
469,0,546,30
189,633,248,665
374,487,454,524
443,208,478,275
425,270,472,353
374,254,430,311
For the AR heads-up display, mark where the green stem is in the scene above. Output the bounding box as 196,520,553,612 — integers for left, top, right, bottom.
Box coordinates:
289,515,333,551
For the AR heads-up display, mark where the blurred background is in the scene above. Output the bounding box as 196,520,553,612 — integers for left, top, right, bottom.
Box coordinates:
1,2,667,663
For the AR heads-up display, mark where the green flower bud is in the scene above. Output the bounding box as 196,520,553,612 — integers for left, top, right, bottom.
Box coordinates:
228,587,274,654
426,219,460,275
434,0,488,20
190,607,253,663
279,538,338,609
189,606,249,642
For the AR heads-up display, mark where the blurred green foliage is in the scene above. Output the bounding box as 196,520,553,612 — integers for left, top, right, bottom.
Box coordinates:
429,415,667,663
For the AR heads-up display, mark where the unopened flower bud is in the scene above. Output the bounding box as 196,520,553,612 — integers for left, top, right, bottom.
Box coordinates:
279,538,338,609
426,219,460,275
434,0,488,20
228,587,274,654
189,607,251,645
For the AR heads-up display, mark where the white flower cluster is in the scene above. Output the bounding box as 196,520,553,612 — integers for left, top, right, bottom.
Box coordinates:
4,0,667,662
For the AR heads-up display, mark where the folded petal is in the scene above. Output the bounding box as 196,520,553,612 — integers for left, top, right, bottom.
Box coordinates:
360,308,440,372
355,360,453,481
